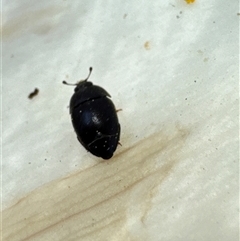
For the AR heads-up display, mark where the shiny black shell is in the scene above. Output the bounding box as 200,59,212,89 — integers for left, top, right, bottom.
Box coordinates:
68,79,120,159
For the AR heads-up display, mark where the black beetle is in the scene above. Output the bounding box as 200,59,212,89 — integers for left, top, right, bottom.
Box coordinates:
63,67,120,159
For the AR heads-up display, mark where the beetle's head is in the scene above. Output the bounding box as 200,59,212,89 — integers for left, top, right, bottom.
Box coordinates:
63,67,93,92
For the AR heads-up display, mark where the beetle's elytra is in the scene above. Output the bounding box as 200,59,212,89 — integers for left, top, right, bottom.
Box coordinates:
63,67,120,159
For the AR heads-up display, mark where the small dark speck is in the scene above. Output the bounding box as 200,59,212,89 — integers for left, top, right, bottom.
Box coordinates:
185,98,188,100
123,13,127,19
172,206,174,209
237,13,240,16
213,21,215,23
11,54,14,58
44,158,47,161
194,80,197,83
28,162,31,164
59,160,61,162
176,15,180,19
180,11,182,14
28,88,39,99
68,186,70,188
208,139,211,141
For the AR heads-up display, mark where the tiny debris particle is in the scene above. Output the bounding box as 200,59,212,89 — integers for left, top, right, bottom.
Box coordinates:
144,41,150,50
28,88,39,99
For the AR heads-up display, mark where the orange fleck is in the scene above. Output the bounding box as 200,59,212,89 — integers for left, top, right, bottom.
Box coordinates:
185,0,195,4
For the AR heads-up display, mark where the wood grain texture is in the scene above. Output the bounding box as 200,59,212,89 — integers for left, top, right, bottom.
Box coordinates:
2,125,190,241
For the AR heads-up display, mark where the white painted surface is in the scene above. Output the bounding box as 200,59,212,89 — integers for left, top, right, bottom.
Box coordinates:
3,0,238,240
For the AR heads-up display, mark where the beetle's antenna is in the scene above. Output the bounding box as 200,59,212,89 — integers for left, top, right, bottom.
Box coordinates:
62,81,76,86
84,67,93,82
62,67,93,86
